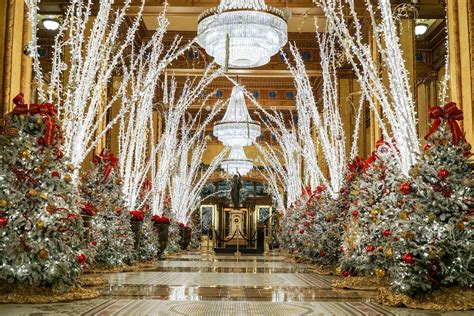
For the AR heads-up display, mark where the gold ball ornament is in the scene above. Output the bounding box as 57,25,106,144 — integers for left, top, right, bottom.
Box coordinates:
67,163,75,172
39,192,48,201
27,188,38,198
385,247,393,258
42,159,50,167
63,174,72,183
34,166,44,174
439,249,446,257
375,268,385,278
429,250,437,259
404,231,416,240
399,211,409,220
335,267,342,276
456,222,465,231
36,220,45,229
20,149,30,159
0,199,8,208
370,209,379,217
36,116,43,124
428,212,436,222
37,248,48,259
409,166,420,177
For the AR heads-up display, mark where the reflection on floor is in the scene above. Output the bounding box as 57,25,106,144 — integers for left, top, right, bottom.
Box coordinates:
0,251,470,315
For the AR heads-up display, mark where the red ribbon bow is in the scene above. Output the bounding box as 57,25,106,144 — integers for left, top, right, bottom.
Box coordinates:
425,102,466,145
95,149,119,183
11,93,59,146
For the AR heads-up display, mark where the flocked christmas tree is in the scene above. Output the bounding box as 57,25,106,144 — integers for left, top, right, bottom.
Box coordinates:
385,103,473,296
80,149,134,267
339,141,401,279
0,94,89,290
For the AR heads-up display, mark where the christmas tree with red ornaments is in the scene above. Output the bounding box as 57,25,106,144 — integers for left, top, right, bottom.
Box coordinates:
385,102,473,296
0,94,89,290
80,149,134,267
338,140,402,279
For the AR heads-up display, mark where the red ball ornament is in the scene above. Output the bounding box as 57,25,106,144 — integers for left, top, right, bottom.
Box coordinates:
402,253,415,264
76,254,87,264
365,245,375,253
91,241,97,246
299,229,305,234
37,137,46,146
339,188,346,194
424,144,431,151
309,211,315,218
342,271,349,277
67,213,77,220
437,168,449,180
383,229,391,237
352,210,359,217
51,171,60,178
0,217,8,228
399,182,412,195
319,250,326,257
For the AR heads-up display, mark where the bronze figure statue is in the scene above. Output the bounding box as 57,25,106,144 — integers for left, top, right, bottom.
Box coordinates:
230,173,242,209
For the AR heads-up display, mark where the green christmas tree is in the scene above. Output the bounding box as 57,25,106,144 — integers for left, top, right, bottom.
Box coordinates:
386,103,473,296
80,149,134,267
0,94,88,290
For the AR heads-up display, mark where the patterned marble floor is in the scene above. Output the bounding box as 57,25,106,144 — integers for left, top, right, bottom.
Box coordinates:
0,251,470,315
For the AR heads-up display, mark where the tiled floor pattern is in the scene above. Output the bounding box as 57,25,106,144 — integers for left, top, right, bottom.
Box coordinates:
0,251,471,315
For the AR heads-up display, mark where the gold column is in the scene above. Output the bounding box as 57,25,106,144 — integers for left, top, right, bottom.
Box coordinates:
1,0,32,114
447,0,473,145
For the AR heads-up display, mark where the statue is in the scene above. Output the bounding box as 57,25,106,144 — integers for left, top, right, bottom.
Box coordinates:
230,173,242,209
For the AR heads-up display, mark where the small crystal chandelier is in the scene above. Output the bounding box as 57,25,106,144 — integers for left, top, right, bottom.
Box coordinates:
213,86,261,147
221,146,254,176
197,0,289,68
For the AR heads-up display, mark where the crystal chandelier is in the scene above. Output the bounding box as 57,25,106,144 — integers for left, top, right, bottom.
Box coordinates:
221,146,254,176
197,0,289,68
213,86,261,147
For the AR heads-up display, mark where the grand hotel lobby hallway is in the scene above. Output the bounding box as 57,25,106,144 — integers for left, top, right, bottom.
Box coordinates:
0,251,469,315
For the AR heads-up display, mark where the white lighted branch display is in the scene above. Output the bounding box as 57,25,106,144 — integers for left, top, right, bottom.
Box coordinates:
317,0,420,174
25,0,145,176
150,67,224,216
285,28,349,197
170,129,228,224
255,112,304,209
117,13,196,212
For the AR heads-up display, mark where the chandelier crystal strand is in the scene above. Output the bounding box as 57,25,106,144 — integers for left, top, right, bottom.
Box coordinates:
221,146,254,176
213,86,261,147
197,0,289,68
317,0,420,174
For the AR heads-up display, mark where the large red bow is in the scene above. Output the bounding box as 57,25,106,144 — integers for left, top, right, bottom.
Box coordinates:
94,149,119,183
11,93,59,146
425,102,465,145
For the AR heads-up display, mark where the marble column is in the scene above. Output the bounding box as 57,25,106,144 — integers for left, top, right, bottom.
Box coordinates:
447,0,473,145
1,0,32,115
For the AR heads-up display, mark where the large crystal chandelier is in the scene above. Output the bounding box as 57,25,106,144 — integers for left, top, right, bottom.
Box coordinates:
197,0,289,68
213,86,261,147
221,146,254,176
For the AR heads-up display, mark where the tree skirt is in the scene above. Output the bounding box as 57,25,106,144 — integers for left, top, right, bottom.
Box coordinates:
0,285,100,303
332,276,384,291
377,287,474,311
